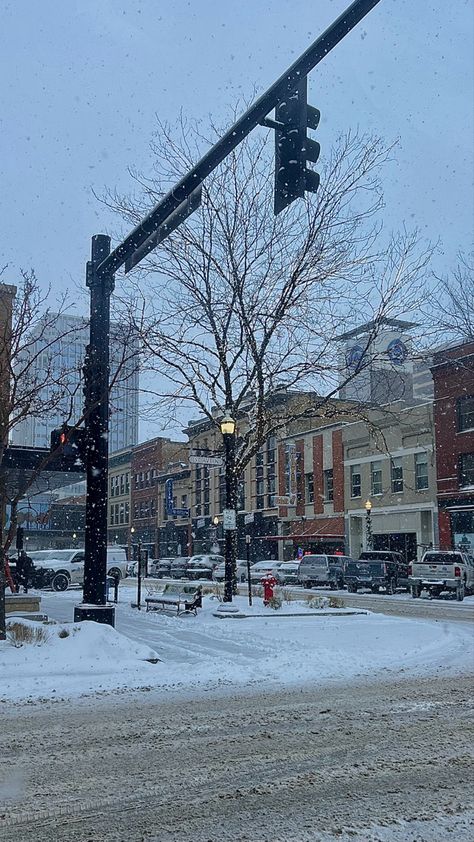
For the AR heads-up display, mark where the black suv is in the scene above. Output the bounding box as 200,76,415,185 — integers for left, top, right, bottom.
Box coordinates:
345,551,409,594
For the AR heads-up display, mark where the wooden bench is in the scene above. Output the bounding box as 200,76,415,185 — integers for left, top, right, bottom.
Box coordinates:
145,583,202,615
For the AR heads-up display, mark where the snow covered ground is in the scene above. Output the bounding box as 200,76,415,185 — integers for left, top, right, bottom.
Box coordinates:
1,587,472,703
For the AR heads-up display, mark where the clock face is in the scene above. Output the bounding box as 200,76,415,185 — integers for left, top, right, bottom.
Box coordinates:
345,344,364,370
387,338,408,365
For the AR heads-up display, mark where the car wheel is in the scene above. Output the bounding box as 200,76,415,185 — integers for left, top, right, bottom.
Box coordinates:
51,572,69,592
347,584,357,593
303,581,312,589
108,567,122,582
329,581,337,590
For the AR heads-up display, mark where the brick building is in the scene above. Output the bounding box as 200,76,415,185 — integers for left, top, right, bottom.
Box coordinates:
431,341,474,554
130,437,187,556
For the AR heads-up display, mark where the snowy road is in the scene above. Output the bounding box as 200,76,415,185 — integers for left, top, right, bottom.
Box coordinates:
1,674,473,842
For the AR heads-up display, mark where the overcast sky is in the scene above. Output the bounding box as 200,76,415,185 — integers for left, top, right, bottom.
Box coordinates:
2,0,473,436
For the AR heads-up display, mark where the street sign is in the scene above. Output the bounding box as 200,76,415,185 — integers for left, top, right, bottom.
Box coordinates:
244,512,254,525
189,454,224,467
196,517,205,529
223,509,236,530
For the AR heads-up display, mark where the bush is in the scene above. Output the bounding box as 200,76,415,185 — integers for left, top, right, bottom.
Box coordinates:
328,596,345,609
6,621,50,648
58,628,70,639
281,588,293,604
268,594,283,610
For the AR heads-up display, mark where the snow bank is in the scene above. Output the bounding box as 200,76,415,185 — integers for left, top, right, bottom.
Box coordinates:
0,618,158,701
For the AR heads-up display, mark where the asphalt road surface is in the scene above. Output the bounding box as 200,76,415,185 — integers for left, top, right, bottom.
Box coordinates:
1,673,473,842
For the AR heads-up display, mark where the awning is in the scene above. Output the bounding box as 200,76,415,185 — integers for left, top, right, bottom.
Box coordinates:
263,516,345,541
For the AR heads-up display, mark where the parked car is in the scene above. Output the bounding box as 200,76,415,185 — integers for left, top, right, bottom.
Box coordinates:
345,550,407,594
275,561,300,585
212,559,249,583
29,546,128,591
150,558,174,578
298,554,345,590
126,557,158,577
409,550,474,601
28,549,86,592
187,554,224,580
169,557,191,579
249,560,280,584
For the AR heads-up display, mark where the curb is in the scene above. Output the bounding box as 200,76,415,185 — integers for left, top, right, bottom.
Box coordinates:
213,609,368,619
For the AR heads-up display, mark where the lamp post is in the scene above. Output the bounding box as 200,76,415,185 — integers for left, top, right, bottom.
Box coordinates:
220,413,236,603
365,500,373,550
72,532,77,548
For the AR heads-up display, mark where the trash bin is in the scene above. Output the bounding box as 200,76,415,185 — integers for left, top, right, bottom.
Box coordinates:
106,575,119,603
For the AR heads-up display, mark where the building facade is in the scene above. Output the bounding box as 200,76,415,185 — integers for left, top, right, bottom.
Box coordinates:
343,401,437,561
431,342,474,554
10,313,139,453
107,447,132,548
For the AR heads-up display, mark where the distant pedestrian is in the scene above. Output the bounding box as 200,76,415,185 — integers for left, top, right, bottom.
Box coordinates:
17,550,34,593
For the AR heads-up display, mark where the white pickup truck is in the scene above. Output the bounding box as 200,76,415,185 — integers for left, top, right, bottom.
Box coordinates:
409,550,474,601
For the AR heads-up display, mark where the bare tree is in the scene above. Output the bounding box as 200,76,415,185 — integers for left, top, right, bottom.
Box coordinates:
429,252,474,342
106,121,430,458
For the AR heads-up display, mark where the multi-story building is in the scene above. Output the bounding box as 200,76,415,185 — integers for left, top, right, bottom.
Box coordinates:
343,401,437,561
431,341,474,554
130,437,187,557
10,313,139,453
156,463,192,558
107,447,132,548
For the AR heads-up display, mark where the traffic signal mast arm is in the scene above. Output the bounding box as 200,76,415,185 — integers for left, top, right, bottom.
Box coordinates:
97,0,382,276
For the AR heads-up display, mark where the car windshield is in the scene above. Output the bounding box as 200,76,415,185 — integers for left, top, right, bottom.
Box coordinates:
359,552,397,562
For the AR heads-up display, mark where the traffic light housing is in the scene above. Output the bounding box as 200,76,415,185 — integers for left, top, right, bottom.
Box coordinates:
50,425,87,470
274,76,321,215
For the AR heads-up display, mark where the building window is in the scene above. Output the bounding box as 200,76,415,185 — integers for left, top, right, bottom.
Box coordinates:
267,436,276,465
391,457,403,493
460,453,474,488
305,472,314,503
371,461,383,496
458,396,474,432
323,469,333,502
350,465,361,498
415,452,429,490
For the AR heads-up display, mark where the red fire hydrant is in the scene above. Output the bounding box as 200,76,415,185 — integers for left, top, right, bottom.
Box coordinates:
261,574,277,606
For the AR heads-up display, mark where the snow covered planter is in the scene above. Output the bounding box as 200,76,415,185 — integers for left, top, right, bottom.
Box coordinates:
306,595,330,610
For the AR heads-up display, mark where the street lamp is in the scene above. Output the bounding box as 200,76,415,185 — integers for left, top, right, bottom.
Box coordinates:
72,532,77,548
220,412,236,603
365,499,373,550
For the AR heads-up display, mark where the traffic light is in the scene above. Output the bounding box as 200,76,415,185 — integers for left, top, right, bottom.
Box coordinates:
50,425,87,469
273,76,321,215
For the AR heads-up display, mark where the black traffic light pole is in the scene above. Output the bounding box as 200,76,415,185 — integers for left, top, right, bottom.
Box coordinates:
75,235,116,625
77,0,382,626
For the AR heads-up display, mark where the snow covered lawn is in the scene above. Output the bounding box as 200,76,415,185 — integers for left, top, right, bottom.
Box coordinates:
1,589,472,702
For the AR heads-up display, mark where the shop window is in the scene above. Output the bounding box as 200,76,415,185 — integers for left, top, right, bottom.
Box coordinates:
391,457,403,493
415,453,429,490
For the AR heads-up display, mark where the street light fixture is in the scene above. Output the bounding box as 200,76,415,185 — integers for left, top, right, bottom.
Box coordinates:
365,499,373,550
220,412,236,603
